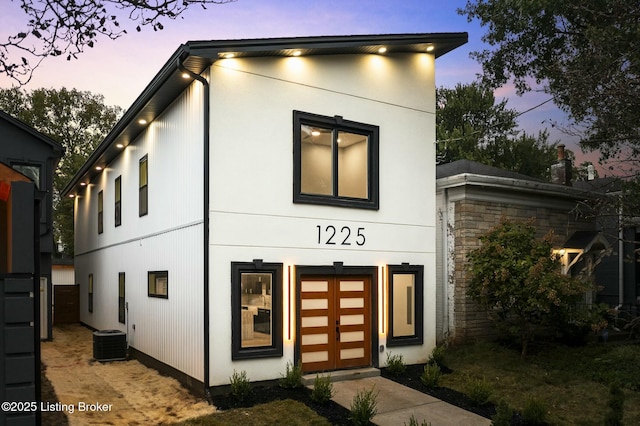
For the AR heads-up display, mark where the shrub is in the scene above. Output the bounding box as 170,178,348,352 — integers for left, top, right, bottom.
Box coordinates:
405,414,430,426
279,360,303,389
428,344,447,367
604,382,625,426
311,374,334,404
386,352,406,376
464,375,493,406
420,363,441,388
229,369,251,401
350,386,379,425
522,397,548,425
467,219,594,357
491,401,514,426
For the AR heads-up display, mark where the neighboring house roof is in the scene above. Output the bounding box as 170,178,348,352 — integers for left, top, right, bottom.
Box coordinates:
0,110,64,157
62,32,468,197
436,159,591,200
573,176,624,194
436,159,544,182
562,230,610,252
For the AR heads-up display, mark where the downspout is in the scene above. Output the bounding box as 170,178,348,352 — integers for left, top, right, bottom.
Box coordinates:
177,53,211,401
619,205,624,306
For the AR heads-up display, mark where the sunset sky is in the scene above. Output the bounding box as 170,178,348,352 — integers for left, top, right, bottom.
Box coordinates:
1,0,595,167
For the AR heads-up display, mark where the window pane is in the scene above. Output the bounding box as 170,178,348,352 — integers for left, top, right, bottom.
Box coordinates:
300,126,333,195
392,273,415,337
148,271,168,298
338,131,368,199
240,272,272,348
139,157,148,187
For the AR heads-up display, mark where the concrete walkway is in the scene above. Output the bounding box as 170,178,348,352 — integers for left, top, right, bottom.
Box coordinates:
330,376,491,426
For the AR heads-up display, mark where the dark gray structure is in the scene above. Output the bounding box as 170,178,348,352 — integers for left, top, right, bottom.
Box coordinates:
1,110,63,425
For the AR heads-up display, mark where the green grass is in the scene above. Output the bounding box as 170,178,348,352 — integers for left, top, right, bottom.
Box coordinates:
173,399,331,426
440,342,640,425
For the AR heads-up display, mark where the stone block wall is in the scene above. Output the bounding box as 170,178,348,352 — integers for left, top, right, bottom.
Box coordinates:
451,198,595,342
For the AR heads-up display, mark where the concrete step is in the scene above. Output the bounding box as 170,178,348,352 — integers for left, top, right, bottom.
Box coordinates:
302,367,380,385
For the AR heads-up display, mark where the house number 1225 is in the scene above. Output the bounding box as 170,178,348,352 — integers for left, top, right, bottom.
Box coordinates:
316,225,366,246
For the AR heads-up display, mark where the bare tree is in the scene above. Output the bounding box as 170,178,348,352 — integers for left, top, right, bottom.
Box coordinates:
1,0,234,85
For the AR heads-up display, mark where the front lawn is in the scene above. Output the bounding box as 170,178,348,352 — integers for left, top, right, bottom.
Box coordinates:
416,341,640,425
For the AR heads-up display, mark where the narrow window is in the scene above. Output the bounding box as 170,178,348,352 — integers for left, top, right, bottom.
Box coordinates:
118,272,125,323
293,111,379,210
387,264,424,347
139,155,148,217
88,274,94,313
231,261,283,359
115,176,122,227
148,270,168,298
98,190,103,234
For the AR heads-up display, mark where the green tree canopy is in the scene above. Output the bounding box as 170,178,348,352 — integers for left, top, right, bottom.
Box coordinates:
436,82,558,180
0,87,122,255
460,0,640,174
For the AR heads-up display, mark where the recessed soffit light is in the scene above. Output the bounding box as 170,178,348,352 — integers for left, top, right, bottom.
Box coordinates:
378,47,387,54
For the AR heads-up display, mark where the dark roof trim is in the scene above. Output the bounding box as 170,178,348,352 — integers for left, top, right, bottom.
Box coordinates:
0,110,64,157
62,32,467,197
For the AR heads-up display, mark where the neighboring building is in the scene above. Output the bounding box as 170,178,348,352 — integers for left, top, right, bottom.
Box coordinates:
0,110,64,340
573,178,639,311
435,158,605,343
52,257,79,325
62,33,468,393
0,110,64,425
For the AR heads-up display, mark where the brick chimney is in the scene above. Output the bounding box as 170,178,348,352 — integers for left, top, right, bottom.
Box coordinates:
550,144,572,186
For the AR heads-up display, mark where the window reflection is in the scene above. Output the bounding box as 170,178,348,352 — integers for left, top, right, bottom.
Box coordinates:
240,272,272,348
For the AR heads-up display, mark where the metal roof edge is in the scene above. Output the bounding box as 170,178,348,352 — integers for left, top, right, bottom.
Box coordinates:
62,32,468,197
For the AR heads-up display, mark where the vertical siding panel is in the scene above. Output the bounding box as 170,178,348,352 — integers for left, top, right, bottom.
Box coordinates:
74,81,205,381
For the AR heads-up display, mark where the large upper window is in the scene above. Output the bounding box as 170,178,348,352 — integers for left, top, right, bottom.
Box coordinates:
293,111,379,210
387,264,424,347
231,261,283,360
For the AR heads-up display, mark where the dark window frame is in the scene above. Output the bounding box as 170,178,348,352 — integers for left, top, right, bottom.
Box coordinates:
148,270,168,299
97,190,104,234
231,261,283,360
115,175,122,227
386,264,424,347
139,155,148,217
88,273,94,313
293,110,379,210
118,272,125,323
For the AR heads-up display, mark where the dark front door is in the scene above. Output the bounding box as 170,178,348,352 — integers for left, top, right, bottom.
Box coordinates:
299,275,371,373
54,285,79,324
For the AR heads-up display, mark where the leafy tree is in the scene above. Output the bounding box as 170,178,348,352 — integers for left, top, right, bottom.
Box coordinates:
467,219,593,357
1,0,234,85
459,0,640,173
0,87,122,255
436,82,558,180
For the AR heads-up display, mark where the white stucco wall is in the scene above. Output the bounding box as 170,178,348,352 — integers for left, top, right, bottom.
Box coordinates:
207,53,437,385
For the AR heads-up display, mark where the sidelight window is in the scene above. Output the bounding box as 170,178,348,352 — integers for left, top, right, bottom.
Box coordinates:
231,261,283,359
387,264,424,346
294,111,379,210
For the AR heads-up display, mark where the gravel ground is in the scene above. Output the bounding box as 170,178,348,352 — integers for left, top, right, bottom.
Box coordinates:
41,324,215,425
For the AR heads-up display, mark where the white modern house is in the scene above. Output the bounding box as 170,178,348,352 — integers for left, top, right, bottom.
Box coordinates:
62,33,467,394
